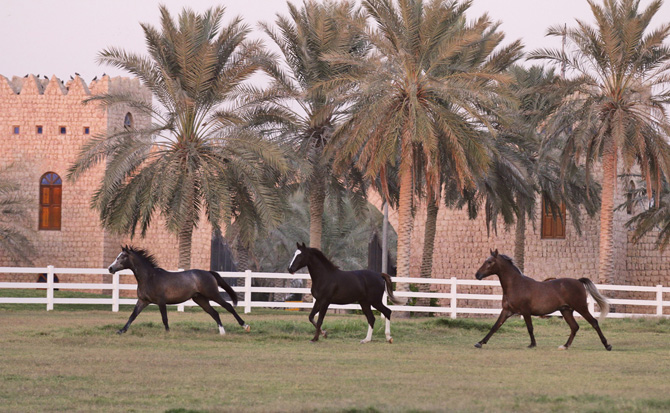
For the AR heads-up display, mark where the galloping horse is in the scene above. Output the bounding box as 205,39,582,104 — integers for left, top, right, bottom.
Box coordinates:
287,242,403,343
108,246,250,335
474,249,612,351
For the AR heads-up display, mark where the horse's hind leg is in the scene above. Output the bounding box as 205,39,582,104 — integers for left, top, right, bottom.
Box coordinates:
359,302,376,344
372,301,393,343
192,295,226,335
118,299,149,334
559,309,579,350
158,302,170,332
575,306,612,351
476,309,513,348
210,294,250,332
522,313,537,348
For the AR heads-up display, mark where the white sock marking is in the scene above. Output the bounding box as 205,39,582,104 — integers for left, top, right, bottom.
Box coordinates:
219,325,226,335
361,324,373,343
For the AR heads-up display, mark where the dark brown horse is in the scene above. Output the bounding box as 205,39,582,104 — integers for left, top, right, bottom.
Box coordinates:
108,246,250,335
474,249,612,351
287,242,403,343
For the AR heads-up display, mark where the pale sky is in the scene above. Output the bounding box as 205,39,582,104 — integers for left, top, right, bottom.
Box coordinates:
1,0,669,82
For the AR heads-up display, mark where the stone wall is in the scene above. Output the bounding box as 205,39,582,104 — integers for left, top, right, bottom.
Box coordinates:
0,73,212,286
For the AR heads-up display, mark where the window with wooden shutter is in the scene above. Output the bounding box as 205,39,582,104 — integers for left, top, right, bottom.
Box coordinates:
541,196,566,239
39,172,62,230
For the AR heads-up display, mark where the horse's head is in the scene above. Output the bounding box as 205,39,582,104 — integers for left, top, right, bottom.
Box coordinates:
287,242,309,274
475,249,500,280
108,246,132,274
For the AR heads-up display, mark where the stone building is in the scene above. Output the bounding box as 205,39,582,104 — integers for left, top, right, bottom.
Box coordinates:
0,74,212,283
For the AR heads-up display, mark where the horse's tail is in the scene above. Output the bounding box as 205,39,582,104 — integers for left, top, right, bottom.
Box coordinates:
381,273,404,305
211,271,238,306
579,278,609,320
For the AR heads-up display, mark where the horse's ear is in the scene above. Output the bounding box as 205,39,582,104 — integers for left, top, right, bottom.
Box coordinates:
296,242,301,249
493,249,499,257
301,242,306,249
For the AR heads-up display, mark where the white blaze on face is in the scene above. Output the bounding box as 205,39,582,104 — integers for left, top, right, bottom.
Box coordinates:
110,252,123,269
289,249,301,269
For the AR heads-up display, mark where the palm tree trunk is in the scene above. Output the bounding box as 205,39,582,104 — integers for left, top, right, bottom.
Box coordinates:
308,171,326,250
417,199,439,307
514,203,526,273
236,243,249,271
598,139,617,284
178,224,193,270
395,154,414,299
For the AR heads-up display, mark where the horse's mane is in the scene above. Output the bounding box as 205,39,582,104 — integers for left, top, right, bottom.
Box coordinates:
124,245,160,268
308,248,339,271
498,253,525,276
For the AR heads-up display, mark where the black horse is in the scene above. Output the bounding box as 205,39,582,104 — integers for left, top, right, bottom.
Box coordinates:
474,249,611,351
287,242,403,343
108,246,249,335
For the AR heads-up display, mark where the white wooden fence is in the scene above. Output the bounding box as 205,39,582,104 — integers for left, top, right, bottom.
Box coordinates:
1,266,669,318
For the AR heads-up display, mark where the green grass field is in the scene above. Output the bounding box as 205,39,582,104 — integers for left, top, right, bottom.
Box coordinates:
1,306,670,412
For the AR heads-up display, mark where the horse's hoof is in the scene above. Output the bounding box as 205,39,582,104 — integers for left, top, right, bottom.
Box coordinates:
360,339,370,344
527,344,536,349
310,339,318,343
606,344,612,351
243,324,250,333
474,342,482,348
322,330,328,339
558,345,567,350
387,337,393,344
116,330,125,335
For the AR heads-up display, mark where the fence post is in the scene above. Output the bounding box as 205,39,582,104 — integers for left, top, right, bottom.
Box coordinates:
177,269,185,312
112,272,120,312
244,270,252,314
46,265,54,311
657,285,663,316
450,277,457,319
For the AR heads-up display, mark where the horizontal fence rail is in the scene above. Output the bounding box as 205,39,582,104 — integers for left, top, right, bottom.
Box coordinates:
1,266,669,318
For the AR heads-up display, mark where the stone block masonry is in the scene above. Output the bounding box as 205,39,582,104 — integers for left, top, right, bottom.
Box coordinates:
0,74,212,284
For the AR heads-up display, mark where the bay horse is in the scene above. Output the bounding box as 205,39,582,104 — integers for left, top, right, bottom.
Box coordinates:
287,242,403,343
108,246,250,335
474,249,612,351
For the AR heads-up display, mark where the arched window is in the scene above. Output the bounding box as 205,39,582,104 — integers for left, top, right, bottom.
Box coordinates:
39,172,62,230
124,112,134,129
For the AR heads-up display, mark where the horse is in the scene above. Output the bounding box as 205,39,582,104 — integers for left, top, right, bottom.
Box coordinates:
108,246,250,335
287,242,403,343
474,249,612,351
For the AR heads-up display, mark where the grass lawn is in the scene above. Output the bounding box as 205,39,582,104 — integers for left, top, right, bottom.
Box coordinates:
0,306,669,412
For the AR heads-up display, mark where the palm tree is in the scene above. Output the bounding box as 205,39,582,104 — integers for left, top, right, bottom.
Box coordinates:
416,10,523,292
242,0,370,250
529,0,670,282
67,5,287,269
489,65,600,272
0,166,36,265
331,0,520,282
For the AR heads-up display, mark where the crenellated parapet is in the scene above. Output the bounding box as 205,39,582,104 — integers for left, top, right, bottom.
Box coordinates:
0,74,150,103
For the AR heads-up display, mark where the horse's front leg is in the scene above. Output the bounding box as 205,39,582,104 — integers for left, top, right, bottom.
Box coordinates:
311,301,330,342
308,301,327,339
118,299,149,334
475,309,513,348
158,302,170,332
522,313,536,348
